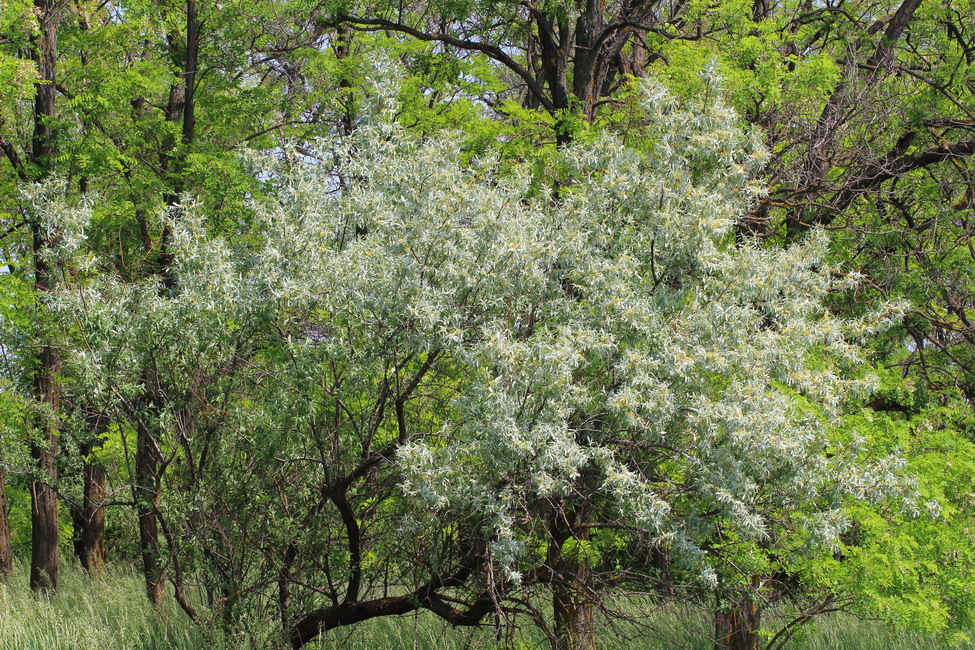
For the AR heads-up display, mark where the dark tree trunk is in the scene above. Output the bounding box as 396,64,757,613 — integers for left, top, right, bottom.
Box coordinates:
0,467,12,580
158,0,199,283
572,0,604,122
549,497,596,650
29,371,60,592
531,12,572,147
74,457,107,574
714,578,761,650
278,541,298,635
72,414,108,575
132,0,200,604
650,543,673,595
335,23,355,138
288,565,494,648
182,0,199,147
136,418,164,603
28,0,61,594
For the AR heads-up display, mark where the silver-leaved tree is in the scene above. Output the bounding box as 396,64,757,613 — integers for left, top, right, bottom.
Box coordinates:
49,72,910,649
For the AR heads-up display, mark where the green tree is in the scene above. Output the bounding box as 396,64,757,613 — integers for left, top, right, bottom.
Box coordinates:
44,75,914,649
1,0,354,598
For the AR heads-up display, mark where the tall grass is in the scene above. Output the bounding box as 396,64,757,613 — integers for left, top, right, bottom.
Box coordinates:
0,560,208,650
328,607,964,650
0,561,965,648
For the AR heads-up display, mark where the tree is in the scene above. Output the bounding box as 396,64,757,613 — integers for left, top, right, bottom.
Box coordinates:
332,0,710,144
48,74,912,649
1,0,353,598
4,0,970,645
659,0,975,397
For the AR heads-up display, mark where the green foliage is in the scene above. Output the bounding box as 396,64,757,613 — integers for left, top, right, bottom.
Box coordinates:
2,0,975,645
800,385,975,640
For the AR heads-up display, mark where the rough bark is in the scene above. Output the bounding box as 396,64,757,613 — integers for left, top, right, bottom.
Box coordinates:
74,451,107,574
70,413,108,575
28,0,61,594
277,541,298,634
29,275,61,595
29,355,60,592
335,23,355,138
73,461,107,574
571,0,603,122
158,0,199,285
548,467,599,650
182,0,198,147
136,417,164,603
549,498,596,650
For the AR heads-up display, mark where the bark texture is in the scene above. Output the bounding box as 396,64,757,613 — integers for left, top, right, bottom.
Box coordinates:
28,0,62,594
74,457,107,574
136,418,164,603
549,500,596,650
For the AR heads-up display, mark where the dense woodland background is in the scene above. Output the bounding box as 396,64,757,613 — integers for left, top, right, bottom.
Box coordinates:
2,0,975,648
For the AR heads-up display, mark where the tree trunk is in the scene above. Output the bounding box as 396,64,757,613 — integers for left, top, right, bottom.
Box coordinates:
129,0,201,604
552,578,596,650
182,0,199,147
0,467,12,580
714,578,761,650
136,418,164,603
72,451,107,575
532,13,572,147
650,543,673,596
30,384,60,592
76,414,108,574
335,23,355,138
549,497,596,650
572,0,604,122
28,0,61,594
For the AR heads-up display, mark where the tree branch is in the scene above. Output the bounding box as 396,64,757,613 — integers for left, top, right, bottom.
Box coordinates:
338,14,555,114
832,136,975,213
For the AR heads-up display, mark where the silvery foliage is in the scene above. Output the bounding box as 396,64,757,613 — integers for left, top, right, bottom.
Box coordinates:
47,70,912,586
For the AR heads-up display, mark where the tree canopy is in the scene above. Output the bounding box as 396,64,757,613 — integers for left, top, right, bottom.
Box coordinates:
2,1,975,649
